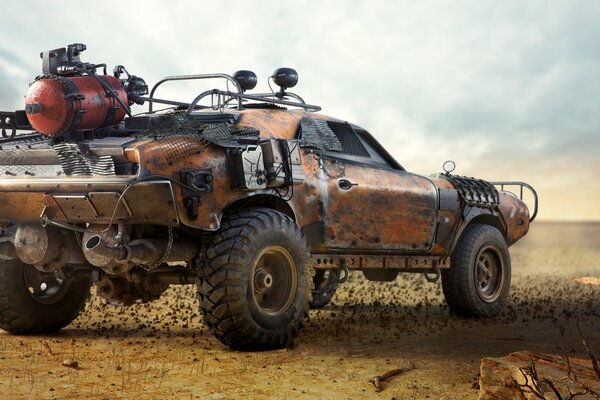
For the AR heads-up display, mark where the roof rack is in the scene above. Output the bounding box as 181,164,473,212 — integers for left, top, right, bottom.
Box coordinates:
145,73,321,114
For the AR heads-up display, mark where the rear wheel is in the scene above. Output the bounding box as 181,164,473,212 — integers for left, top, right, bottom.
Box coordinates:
0,259,92,334
442,224,511,317
198,208,311,350
310,269,340,309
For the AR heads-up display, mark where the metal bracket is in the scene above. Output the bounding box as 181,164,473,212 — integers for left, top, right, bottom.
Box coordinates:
180,168,213,220
0,111,32,138
227,146,267,190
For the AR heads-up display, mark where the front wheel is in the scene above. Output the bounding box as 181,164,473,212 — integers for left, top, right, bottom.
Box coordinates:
442,224,511,317
198,208,311,350
0,259,92,334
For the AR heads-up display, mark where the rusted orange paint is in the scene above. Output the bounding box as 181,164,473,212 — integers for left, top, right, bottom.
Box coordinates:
0,107,531,259
498,192,530,246
237,109,303,139
125,110,444,254
324,163,438,252
0,193,49,222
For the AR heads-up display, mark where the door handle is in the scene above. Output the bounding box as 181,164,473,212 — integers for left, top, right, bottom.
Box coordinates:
338,179,358,190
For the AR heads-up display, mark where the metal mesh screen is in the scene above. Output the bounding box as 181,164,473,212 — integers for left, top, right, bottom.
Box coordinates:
299,118,344,152
136,111,260,164
150,136,207,165
326,121,370,157
140,112,258,143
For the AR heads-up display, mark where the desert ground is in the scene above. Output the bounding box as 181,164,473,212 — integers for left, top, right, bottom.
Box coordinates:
0,221,599,399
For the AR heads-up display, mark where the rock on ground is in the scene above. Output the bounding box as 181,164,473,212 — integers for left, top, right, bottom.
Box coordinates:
479,351,600,399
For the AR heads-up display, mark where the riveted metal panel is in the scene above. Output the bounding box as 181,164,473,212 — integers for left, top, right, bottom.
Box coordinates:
88,192,131,219
53,194,99,220
439,188,459,211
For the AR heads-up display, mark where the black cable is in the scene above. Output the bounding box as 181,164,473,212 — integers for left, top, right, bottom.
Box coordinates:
88,74,132,118
267,76,276,97
274,140,295,201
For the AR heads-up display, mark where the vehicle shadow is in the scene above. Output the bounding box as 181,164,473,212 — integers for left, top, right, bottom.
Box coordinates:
296,291,600,360
37,274,600,362
46,291,600,361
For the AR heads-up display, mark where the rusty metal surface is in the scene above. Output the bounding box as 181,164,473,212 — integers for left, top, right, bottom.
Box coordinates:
0,178,178,226
11,224,84,270
53,194,99,220
497,191,530,246
14,224,63,267
0,105,533,265
117,110,330,255
236,109,304,139
323,163,438,252
122,181,179,225
88,192,131,219
309,254,450,271
84,235,197,269
58,109,528,253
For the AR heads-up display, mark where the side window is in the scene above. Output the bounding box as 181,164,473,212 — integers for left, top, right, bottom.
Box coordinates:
299,117,401,170
353,128,393,167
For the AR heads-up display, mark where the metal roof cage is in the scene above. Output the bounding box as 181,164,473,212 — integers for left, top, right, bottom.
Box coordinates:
146,72,321,114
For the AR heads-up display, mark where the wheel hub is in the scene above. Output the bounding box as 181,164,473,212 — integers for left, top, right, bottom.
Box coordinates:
23,264,70,304
251,245,297,317
474,245,504,303
254,269,274,290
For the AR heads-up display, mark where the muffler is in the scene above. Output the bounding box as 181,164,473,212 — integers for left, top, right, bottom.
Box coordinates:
0,224,85,270
84,234,197,268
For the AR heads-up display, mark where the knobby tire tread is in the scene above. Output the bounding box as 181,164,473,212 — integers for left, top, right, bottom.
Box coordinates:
198,208,311,350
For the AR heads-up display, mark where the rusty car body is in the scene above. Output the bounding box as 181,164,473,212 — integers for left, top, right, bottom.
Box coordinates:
0,44,537,349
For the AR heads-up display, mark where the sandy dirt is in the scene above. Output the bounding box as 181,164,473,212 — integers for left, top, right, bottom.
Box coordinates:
1,221,599,399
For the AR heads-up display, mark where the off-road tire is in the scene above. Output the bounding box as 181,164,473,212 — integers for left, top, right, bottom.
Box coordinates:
310,269,340,309
198,208,312,350
0,259,92,334
442,224,511,317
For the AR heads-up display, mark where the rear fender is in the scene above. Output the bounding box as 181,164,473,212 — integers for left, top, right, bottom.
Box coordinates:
220,194,296,225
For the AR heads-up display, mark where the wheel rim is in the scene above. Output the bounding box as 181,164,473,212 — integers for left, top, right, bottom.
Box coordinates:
474,244,505,303
23,265,71,304
252,245,297,316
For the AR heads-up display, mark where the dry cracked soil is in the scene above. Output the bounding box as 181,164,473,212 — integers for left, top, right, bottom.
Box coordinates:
1,221,599,399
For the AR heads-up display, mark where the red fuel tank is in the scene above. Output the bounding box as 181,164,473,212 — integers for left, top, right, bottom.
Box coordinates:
24,75,128,136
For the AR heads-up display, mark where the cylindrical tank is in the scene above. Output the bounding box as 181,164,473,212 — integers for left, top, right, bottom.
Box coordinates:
24,75,128,136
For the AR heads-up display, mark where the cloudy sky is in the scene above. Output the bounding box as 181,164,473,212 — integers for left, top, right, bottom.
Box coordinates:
1,0,599,220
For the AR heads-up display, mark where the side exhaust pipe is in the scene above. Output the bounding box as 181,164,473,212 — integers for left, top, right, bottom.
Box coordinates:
84,235,197,267
85,235,127,260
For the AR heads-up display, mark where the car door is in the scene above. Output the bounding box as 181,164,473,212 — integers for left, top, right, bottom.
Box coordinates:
315,121,438,252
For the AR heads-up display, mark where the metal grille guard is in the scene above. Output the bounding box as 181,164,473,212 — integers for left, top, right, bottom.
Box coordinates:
490,181,538,222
